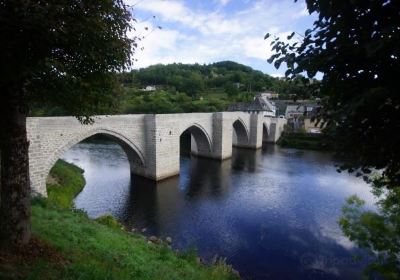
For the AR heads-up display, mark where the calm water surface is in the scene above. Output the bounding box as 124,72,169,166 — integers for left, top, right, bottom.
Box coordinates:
62,140,375,280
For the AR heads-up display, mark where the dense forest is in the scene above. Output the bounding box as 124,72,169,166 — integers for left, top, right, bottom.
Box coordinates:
32,61,319,116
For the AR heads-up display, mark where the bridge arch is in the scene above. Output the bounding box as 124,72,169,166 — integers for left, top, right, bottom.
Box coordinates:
180,124,212,156
232,118,249,147
263,122,270,142
44,128,145,183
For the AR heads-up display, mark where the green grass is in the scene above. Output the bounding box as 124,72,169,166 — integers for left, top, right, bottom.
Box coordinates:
46,160,85,209
94,214,125,231
0,160,239,280
28,202,238,280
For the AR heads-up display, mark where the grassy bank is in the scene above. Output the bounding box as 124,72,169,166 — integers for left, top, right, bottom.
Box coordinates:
46,160,85,209
277,132,329,151
0,160,238,280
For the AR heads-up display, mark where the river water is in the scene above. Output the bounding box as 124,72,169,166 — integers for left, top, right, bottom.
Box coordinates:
62,139,375,279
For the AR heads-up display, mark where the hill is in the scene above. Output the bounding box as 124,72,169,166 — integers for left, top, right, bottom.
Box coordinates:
31,61,319,116
116,61,319,114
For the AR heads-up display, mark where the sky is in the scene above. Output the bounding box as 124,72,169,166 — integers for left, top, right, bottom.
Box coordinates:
125,0,316,77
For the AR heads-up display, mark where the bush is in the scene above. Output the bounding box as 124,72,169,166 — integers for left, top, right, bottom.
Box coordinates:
277,132,329,150
94,214,124,231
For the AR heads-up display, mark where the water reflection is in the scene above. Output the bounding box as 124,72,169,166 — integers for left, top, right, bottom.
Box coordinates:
62,140,375,280
231,147,262,172
121,176,162,233
183,156,232,199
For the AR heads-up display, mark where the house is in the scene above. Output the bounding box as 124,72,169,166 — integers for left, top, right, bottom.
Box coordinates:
140,85,156,92
304,118,323,133
285,103,324,133
259,91,279,99
303,107,325,133
285,105,305,119
234,82,243,89
227,94,276,117
284,103,318,119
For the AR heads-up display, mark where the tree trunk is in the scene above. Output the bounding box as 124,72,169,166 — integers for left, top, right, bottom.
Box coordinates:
0,102,31,247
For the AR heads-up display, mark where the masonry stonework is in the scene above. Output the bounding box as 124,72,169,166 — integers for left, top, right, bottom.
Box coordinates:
27,112,286,196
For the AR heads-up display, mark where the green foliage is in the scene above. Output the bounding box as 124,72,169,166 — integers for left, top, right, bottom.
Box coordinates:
95,215,124,231
0,0,136,245
271,76,320,100
46,160,85,209
339,185,400,278
224,83,240,97
115,88,231,114
267,0,400,189
30,61,320,115
277,132,329,150
119,61,317,102
0,0,135,121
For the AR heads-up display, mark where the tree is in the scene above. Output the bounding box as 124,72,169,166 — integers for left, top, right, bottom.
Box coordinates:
339,182,400,278
267,1,400,277
267,0,400,190
224,83,240,97
270,75,319,100
0,0,135,246
181,72,204,99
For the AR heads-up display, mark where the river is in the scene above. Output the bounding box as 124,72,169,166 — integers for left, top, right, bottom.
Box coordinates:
62,138,375,279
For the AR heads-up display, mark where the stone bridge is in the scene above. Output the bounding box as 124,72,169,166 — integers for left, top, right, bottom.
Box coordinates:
27,112,286,196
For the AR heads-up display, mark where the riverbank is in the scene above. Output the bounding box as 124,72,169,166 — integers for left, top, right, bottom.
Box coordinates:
277,132,330,150
0,160,239,280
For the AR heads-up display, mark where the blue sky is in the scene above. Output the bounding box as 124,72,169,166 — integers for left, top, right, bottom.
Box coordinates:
125,0,316,77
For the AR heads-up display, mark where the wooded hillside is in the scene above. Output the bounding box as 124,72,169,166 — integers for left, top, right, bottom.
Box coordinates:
32,61,319,115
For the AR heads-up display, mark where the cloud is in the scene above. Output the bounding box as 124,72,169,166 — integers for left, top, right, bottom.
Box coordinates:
126,0,314,74
219,0,231,5
129,21,199,67
128,0,204,30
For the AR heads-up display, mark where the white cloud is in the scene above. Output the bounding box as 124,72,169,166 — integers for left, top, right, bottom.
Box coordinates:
219,0,231,5
129,21,198,67
126,0,314,74
293,4,309,19
241,36,274,59
128,0,204,30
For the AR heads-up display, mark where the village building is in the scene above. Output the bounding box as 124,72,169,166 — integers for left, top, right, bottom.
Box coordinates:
284,103,317,119
140,85,156,92
227,93,276,117
284,103,324,133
